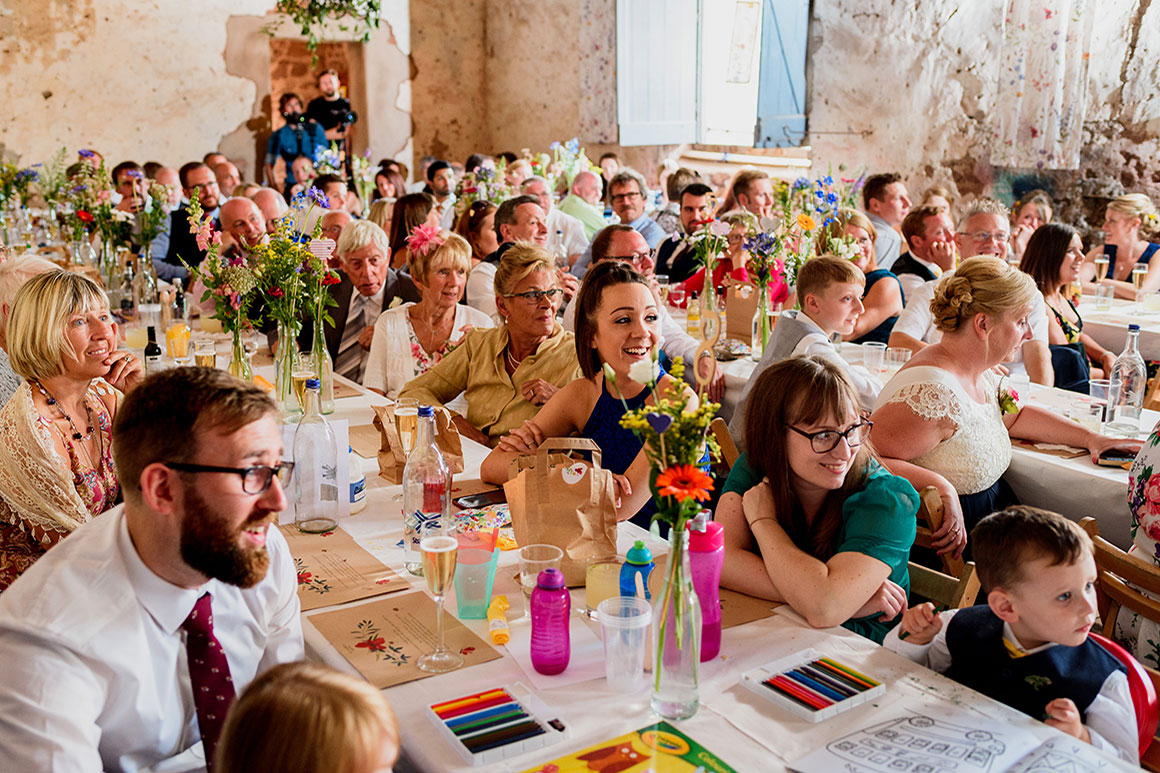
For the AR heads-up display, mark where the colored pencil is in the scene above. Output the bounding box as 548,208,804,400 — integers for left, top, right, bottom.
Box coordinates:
458,713,535,740
810,659,875,691
461,721,545,752
818,657,879,687
449,707,527,735
767,675,831,709
436,693,512,720
431,688,507,714
785,669,847,702
761,678,820,710
898,604,949,641
799,664,858,697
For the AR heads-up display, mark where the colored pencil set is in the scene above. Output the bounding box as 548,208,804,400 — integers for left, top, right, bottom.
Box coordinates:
428,685,568,764
741,648,886,722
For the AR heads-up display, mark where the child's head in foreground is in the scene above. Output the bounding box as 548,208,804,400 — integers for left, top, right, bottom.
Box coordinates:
971,506,1097,649
796,256,866,337
215,661,400,773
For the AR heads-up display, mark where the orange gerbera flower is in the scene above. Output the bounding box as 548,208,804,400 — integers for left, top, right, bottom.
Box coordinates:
797,213,817,232
655,465,714,503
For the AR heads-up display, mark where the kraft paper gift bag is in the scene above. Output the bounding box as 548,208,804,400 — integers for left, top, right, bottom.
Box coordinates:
504,437,618,586
724,278,759,341
370,403,464,484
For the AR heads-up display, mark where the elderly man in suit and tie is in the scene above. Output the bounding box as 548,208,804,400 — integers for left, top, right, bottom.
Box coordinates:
301,220,421,383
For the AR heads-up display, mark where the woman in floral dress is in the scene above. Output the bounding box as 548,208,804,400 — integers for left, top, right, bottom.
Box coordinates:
363,228,492,401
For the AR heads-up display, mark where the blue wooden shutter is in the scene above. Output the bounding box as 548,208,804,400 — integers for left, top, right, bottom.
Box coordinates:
755,0,808,147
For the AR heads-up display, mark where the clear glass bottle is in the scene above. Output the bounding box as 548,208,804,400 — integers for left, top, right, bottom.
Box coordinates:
685,290,700,339
402,406,450,575
1108,324,1146,435
133,254,158,306
292,379,339,533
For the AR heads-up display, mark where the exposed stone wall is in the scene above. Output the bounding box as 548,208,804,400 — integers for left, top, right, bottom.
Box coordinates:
0,0,411,188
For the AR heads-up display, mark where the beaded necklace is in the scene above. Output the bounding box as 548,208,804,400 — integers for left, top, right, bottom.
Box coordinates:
31,379,94,441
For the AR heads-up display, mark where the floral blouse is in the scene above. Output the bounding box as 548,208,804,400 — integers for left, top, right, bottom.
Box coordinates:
1122,422,1160,666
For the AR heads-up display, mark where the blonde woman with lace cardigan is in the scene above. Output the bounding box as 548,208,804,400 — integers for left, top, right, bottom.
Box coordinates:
363,229,493,400
0,270,143,590
870,257,1138,558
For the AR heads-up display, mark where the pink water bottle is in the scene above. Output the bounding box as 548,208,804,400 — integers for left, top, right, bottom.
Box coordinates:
529,567,570,675
688,519,724,661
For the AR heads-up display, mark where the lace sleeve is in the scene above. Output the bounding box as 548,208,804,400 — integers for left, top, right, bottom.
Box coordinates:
884,381,963,426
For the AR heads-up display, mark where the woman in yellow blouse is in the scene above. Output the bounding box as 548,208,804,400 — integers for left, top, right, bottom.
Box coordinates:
398,244,582,446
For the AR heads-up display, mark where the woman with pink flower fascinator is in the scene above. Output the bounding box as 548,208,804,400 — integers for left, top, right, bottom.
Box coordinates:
363,229,493,402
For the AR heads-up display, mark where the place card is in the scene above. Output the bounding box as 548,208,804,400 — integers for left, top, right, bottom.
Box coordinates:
309,591,501,689
1011,438,1088,460
280,525,411,611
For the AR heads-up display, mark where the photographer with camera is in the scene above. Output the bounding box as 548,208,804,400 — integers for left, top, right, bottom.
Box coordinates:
265,92,327,199
306,70,356,142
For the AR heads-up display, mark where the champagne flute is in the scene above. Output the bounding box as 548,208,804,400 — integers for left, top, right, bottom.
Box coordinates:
1133,265,1148,309
417,522,464,673
1094,256,1110,283
291,351,317,414
655,274,670,305
394,397,419,457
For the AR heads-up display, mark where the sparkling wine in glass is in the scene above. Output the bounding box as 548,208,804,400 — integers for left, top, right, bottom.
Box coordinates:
418,524,463,673
1133,265,1148,293
1094,256,1110,282
394,398,419,457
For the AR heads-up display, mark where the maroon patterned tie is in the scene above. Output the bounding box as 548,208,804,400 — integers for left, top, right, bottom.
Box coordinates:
181,592,236,769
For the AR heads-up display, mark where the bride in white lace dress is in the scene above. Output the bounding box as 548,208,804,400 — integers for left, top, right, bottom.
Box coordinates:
871,257,1138,557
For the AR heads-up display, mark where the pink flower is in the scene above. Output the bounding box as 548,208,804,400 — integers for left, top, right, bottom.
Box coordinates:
1143,474,1160,517
229,292,241,310
269,287,284,298
97,189,111,205
406,223,444,257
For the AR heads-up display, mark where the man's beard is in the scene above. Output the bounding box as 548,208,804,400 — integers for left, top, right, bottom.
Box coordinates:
179,486,274,588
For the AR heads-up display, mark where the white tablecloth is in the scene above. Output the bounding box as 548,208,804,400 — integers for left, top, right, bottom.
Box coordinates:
1076,295,1160,360
297,376,1132,772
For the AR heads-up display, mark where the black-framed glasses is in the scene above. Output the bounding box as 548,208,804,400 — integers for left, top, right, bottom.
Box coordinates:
502,288,563,304
163,461,295,494
606,249,655,267
610,191,642,203
787,420,873,453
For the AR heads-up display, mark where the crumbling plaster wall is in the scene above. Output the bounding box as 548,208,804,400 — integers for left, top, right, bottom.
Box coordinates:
805,0,1160,232
0,0,412,184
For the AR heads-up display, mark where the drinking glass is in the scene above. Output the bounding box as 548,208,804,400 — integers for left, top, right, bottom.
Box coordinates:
1069,398,1103,434
1094,284,1115,311
394,398,419,457
291,351,318,414
194,339,217,369
862,341,887,376
584,554,624,619
667,285,686,309
884,346,911,375
1134,266,1148,308
1094,256,1110,283
417,521,464,673
1088,379,1121,435
655,275,670,305
166,322,192,364
519,544,563,610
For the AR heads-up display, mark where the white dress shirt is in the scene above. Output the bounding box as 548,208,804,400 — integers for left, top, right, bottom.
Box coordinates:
868,212,903,270
0,505,303,772
466,261,499,320
435,193,457,231
545,208,588,261
883,612,1137,764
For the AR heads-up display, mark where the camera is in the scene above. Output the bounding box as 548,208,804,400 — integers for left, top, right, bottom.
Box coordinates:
282,111,306,125
341,110,358,126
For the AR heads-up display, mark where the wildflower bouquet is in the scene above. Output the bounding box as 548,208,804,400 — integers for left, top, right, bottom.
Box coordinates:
350,149,375,208
0,162,40,208
453,164,513,217
36,147,71,210
547,137,599,188
184,196,257,335
604,350,718,719
314,143,344,175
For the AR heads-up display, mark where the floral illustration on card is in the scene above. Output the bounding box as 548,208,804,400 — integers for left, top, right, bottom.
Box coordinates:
353,619,410,666
295,557,331,595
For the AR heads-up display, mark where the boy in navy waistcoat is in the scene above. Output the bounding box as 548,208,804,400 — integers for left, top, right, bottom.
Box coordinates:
884,506,1137,764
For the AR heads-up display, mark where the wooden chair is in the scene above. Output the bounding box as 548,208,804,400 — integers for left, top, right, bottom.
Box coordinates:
914,486,966,577
1079,517,1160,764
907,560,981,610
1145,373,1160,413
709,417,740,476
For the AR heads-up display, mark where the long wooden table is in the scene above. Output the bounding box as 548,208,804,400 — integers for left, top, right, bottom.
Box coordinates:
295,374,1134,772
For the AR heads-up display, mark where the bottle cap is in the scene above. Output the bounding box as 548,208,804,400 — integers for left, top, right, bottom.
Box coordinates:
688,520,724,551
1129,324,1141,331
305,378,320,390
418,405,434,417
625,539,653,565
536,567,566,589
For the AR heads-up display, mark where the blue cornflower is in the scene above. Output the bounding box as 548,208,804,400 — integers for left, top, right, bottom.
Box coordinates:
822,176,833,186
71,184,87,193
826,192,838,205
78,149,95,159
793,177,810,190
566,137,581,154
306,187,330,209
127,169,144,180
549,141,561,150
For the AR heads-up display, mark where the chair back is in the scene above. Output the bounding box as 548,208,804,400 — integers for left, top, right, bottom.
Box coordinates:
914,486,965,577
709,417,740,476
1090,632,1158,760
907,561,980,610
1079,517,1160,760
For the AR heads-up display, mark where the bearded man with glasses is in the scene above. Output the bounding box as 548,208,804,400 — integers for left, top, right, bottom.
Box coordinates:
0,367,303,771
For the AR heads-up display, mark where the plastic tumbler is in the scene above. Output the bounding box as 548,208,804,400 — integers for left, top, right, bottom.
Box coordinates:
453,529,500,619
597,596,652,691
